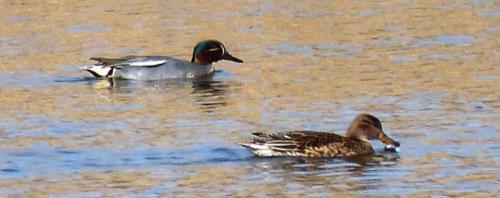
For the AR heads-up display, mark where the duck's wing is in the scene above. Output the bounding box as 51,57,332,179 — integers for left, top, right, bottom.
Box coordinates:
254,131,344,150
90,56,169,68
90,57,129,65
241,131,345,156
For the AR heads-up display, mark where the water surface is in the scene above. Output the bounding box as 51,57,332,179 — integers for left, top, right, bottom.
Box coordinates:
0,0,498,197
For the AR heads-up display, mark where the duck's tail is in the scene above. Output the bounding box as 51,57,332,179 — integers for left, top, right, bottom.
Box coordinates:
239,142,276,157
79,64,113,78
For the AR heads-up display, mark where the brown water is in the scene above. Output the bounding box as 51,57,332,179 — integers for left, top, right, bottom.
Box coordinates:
0,0,499,197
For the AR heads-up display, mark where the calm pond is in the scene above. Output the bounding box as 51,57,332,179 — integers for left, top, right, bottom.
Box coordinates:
0,0,498,197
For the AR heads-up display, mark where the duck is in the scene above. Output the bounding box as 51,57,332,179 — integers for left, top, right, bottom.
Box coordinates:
80,40,243,81
240,114,400,157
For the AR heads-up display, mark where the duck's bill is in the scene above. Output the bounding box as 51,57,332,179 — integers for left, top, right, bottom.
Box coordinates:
378,133,400,147
222,53,244,63
378,132,400,153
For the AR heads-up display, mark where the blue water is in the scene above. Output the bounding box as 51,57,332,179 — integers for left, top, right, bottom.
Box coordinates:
0,69,497,196
0,1,498,196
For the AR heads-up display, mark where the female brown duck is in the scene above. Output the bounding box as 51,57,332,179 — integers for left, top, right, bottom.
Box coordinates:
240,114,400,157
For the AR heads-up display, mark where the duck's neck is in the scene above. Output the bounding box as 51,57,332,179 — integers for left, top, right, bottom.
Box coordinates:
193,59,211,65
347,136,370,143
192,53,215,65
346,127,369,142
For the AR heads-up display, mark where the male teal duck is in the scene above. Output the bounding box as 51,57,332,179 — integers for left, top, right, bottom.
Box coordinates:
240,114,400,157
80,40,243,80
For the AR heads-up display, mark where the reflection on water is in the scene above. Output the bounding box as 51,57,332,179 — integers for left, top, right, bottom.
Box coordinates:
250,151,400,175
245,151,405,196
191,79,229,113
0,0,498,197
83,74,231,113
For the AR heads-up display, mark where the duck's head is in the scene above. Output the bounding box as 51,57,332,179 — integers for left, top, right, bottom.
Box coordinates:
346,114,400,148
191,40,244,65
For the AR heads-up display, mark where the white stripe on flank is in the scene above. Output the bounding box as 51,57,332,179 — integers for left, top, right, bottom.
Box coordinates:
128,60,167,66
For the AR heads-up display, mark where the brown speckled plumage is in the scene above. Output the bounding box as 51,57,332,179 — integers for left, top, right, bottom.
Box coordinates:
240,114,400,157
